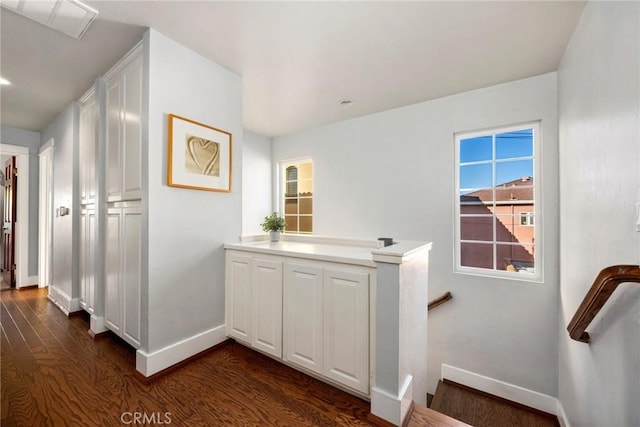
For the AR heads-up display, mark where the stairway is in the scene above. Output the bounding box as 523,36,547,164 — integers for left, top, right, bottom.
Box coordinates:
426,380,560,427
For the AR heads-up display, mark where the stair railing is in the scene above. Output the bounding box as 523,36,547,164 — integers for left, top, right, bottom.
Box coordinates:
428,291,453,311
567,264,640,343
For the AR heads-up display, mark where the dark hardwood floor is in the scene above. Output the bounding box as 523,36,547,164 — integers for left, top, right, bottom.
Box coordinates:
4,287,553,427
2,288,377,426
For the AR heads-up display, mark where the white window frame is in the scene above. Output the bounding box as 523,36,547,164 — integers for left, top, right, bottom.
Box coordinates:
278,158,313,235
454,121,542,282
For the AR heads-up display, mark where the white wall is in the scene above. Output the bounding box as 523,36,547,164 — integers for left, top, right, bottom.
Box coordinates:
145,29,243,353
242,130,272,235
40,103,79,309
0,125,41,277
558,2,640,425
272,73,560,397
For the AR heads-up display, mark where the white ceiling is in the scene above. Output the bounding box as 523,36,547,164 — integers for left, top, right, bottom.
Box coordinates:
1,1,585,138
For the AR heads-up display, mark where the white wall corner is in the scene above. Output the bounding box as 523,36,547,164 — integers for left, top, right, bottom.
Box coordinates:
441,364,558,415
370,375,413,426
135,325,227,377
557,399,571,427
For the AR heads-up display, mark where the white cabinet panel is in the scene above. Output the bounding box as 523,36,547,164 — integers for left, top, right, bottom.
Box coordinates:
105,209,121,332
106,81,122,202
225,252,252,344
122,58,142,199
79,207,97,314
122,207,142,347
105,52,142,202
323,268,369,394
79,90,97,205
252,258,283,358
105,203,141,348
284,263,324,375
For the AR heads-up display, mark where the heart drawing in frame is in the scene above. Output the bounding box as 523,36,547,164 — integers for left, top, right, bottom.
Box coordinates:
184,134,220,177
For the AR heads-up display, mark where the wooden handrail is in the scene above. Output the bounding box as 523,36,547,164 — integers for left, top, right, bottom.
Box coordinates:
567,265,640,343
428,291,452,311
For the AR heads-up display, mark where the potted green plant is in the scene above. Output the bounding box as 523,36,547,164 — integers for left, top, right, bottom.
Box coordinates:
261,212,285,242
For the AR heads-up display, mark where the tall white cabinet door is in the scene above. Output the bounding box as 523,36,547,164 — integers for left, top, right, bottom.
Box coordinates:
284,262,324,375
104,208,121,333
252,258,283,358
106,80,122,202
226,252,252,344
79,207,97,313
79,208,88,309
105,49,142,202
86,210,96,312
323,268,369,394
104,204,141,348
121,205,142,347
79,90,97,205
121,56,143,201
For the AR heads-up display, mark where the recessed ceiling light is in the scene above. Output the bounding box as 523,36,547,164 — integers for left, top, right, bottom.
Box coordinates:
0,77,11,86
339,99,354,106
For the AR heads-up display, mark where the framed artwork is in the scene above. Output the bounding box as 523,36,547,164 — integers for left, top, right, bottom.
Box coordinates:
167,114,232,192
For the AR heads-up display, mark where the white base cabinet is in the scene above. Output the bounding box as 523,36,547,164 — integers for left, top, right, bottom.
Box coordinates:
322,267,369,393
225,253,283,359
284,262,324,374
226,250,371,396
252,258,283,358
225,252,252,344
105,203,142,348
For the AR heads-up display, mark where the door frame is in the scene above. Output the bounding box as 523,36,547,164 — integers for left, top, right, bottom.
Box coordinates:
0,144,31,288
39,140,54,289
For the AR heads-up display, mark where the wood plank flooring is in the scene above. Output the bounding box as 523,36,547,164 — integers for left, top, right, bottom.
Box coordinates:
430,380,560,427
2,288,377,426
1,288,460,427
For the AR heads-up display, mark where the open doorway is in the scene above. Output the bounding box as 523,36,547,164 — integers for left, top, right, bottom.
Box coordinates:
2,155,17,289
0,144,32,289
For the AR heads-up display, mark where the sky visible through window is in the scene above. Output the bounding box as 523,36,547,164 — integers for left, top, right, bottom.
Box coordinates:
459,129,533,193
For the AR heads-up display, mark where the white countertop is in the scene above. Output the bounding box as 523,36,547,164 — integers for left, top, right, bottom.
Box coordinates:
224,235,432,267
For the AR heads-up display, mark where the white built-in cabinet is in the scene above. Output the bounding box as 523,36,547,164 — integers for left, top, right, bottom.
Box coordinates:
102,44,144,348
105,50,143,202
225,253,283,359
78,88,98,313
79,89,97,205
225,250,370,395
252,258,284,357
284,263,324,374
226,252,252,344
105,203,142,348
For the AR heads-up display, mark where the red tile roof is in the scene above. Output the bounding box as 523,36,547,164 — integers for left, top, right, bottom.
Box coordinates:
461,177,533,203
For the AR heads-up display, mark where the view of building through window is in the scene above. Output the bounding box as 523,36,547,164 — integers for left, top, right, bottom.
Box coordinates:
282,160,313,234
456,125,537,275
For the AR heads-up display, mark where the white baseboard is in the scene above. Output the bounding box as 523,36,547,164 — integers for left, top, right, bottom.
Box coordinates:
136,325,227,377
16,275,39,288
557,400,571,427
47,287,81,315
90,315,108,335
371,375,413,426
441,364,558,415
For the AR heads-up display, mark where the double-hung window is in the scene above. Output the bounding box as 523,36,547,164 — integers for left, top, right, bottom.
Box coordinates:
281,159,313,234
455,122,540,279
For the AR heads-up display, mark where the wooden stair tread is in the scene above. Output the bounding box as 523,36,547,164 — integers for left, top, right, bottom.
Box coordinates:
429,380,560,427
408,404,473,426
